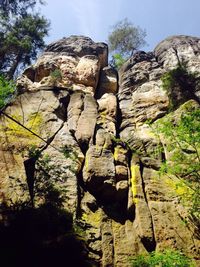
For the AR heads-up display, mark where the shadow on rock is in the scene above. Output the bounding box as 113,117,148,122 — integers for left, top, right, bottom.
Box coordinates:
0,202,93,267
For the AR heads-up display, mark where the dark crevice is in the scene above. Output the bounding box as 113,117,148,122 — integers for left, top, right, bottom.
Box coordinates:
141,237,156,253
95,191,129,224
53,87,70,121
0,204,91,267
24,157,37,207
161,151,166,162
139,160,148,204
92,124,100,146
78,141,89,155
173,48,182,66
87,244,102,258
127,150,135,222
139,160,156,252
53,94,70,121
115,92,122,139
70,128,89,156
76,161,88,219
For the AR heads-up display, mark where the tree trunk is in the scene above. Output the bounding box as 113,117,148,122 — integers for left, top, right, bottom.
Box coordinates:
6,52,22,80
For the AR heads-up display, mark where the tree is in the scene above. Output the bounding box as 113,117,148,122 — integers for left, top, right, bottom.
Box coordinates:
0,0,50,79
0,74,15,109
0,0,43,17
108,18,147,68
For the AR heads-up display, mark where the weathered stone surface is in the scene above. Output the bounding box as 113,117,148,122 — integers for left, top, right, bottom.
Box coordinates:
115,165,128,182
154,35,200,72
0,35,200,266
0,89,69,205
17,36,108,94
101,215,114,266
83,130,116,200
80,193,102,262
97,93,117,135
130,158,155,250
112,220,146,267
75,55,100,88
74,93,98,146
114,145,129,166
45,35,108,67
97,66,118,98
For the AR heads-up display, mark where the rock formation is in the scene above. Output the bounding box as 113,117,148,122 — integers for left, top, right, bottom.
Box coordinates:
0,35,200,266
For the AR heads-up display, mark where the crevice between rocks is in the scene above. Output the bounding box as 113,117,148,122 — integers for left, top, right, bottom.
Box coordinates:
139,160,156,252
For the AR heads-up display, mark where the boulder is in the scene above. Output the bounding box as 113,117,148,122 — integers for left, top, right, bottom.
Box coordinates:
17,36,108,94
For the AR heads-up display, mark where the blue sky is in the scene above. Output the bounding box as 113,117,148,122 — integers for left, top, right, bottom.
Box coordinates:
38,0,200,51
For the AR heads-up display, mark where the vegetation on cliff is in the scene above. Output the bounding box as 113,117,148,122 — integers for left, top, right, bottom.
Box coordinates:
0,0,50,79
0,75,15,109
158,66,200,221
161,65,199,110
130,250,195,267
108,18,147,68
157,105,200,221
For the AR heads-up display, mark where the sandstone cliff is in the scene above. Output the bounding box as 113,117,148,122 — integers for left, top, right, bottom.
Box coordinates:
0,35,199,266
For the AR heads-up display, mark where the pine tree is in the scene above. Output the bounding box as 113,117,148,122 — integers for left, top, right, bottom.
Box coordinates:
0,0,49,79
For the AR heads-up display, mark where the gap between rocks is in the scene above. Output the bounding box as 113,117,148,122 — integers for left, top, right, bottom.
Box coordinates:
139,160,156,252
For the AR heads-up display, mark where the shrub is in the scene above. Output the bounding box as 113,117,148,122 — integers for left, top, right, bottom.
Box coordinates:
50,69,62,82
161,65,198,111
130,250,195,267
157,108,200,221
110,53,127,69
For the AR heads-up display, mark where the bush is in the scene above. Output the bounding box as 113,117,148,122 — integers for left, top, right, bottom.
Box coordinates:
130,250,195,267
110,53,127,69
0,75,15,109
157,107,200,220
50,69,62,84
161,65,198,110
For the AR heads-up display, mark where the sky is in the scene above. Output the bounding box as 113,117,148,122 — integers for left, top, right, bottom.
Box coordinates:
37,0,200,52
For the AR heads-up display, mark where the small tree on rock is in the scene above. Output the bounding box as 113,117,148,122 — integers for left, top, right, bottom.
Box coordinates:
108,18,147,68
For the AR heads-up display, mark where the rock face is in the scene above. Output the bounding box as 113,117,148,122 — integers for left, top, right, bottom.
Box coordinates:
0,35,200,266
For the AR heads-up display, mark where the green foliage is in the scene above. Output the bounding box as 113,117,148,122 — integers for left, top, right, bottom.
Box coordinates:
130,250,195,267
50,69,62,80
111,135,123,144
33,153,68,208
60,146,79,173
28,144,41,158
0,0,43,17
157,107,200,220
108,18,147,58
0,0,49,79
0,74,15,109
161,65,198,111
111,53,127,69
50,69,62,85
